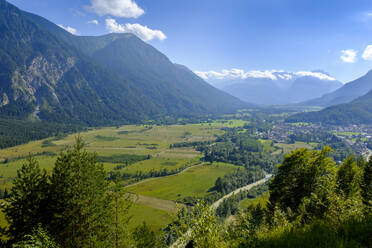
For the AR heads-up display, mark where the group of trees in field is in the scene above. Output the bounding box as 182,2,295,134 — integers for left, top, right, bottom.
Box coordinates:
215,182,268,218
198,130,282,173
288,130,353,161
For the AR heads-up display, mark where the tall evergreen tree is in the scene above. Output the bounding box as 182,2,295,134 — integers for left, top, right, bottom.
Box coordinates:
336,155,362,197
2,156,49,242
48,137,110,248
108,175,133,248
361,158,372,210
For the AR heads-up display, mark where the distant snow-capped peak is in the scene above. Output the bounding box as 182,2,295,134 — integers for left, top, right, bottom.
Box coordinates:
194,69,336,81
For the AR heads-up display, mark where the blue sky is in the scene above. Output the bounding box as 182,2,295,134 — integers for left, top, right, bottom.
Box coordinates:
7,0,372,83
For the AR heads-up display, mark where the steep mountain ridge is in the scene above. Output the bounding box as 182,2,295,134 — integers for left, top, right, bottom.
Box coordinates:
0,0,245,125
287,88,372,125
302,70,372,107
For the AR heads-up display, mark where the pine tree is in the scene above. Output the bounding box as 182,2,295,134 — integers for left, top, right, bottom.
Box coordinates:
2,155,49,242
108,174,133,248
48,136,111,248
336,155,362,197
361,158,372,210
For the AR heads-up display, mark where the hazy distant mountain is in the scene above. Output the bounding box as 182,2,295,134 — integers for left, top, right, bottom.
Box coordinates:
302,70,372,107
287,88,372,125
0,0,245,125
197,70,342,105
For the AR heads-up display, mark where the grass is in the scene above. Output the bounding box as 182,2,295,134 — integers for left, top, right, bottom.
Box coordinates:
0,124,221,190
259,139,276,153
128,202,173,233
0,121,250,233
126,163,241,201
121,157,201,175
239,192,269,210
274,142,315,154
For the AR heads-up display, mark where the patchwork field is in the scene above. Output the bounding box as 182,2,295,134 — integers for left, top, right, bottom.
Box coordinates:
274,141,316,154
0,120,250,232
126,163,241,201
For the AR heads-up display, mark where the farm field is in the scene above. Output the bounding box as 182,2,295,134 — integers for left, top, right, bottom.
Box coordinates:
0,123,227,191
126,163,241,201
274,141,316,154
0,120,250,232
128,202,173,233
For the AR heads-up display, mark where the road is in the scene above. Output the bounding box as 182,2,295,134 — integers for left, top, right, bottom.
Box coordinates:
211,174,272,210
170,173,272,248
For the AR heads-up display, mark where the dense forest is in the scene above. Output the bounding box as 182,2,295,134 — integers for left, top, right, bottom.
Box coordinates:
0,119,83,149
287,88,372,125
197,129,282,173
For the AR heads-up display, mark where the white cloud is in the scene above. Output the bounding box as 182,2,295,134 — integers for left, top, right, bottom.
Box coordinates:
194,69,279,80
88,19,99,25
362,45,372,60
57,24,78,35
294,71,336,81
87,0,144,18
194,69,336,81
340,49,357,63
105,19,167,41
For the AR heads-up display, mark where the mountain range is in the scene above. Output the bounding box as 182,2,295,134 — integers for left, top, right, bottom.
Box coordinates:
301,69,372,107
0,0,245,126
287,70,372,125
198,70,342,105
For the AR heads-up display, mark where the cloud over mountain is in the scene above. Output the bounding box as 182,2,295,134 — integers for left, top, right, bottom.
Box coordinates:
194,69,336,81
105,19,166,41
57,24,78,35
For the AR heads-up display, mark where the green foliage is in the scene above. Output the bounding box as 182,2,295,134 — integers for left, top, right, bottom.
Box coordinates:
288,130,352,161
132,222,159,248
2,156,49,242
361,159,372,210
48,136,111,247
12,225,59,248
336,156,362,197
0,119,82,149
211,168,265,195
171,202,227,248
199,129,281,173
226,147,371,248
108,177,134,248
268,147,337,221
216,182,268,218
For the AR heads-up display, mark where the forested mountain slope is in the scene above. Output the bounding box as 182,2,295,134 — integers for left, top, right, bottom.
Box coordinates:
302,70,372,107
287,89,372,125
0,0,245,126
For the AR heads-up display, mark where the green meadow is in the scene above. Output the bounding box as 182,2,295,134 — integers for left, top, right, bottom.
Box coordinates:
126,163,241,201
0,120,250,232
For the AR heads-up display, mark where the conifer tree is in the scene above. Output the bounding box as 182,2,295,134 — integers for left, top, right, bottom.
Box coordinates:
3,155,49,242
48,136,110,248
